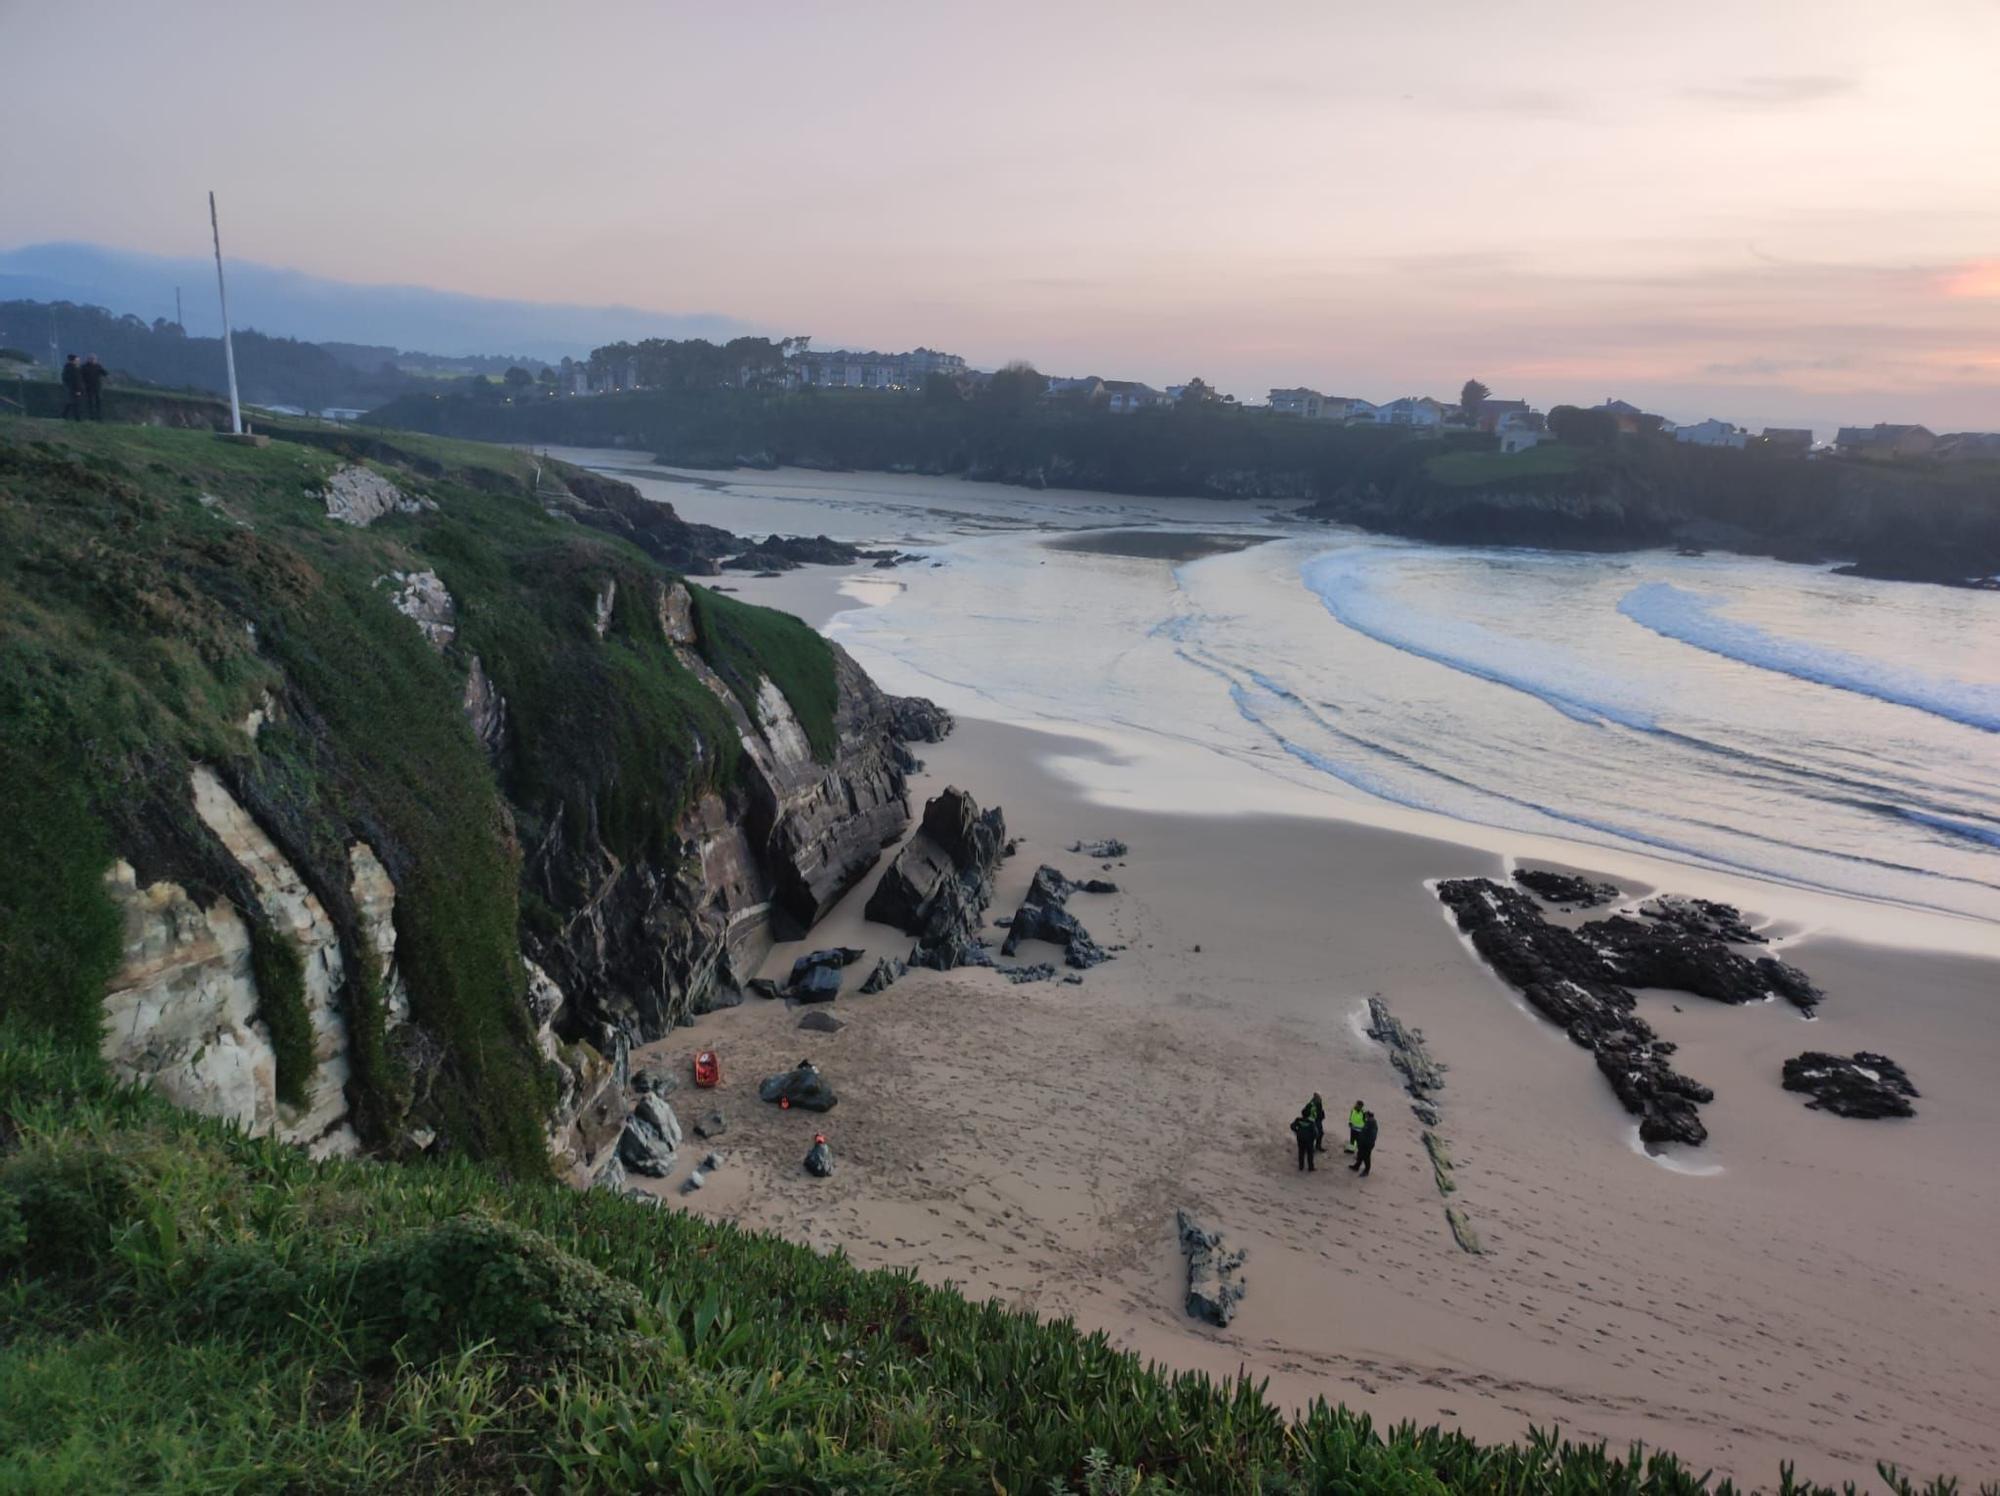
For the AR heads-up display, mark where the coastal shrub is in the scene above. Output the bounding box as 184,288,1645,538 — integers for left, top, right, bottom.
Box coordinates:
246,918,315,1108
0,741,121,1055
0,1042,1981,1495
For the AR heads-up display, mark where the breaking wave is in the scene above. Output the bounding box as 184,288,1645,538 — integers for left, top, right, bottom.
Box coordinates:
1618,583,2000,734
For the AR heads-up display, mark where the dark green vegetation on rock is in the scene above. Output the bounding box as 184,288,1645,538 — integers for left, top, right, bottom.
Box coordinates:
375,385,2000,586
0,418,839,1174
1,1031,1975,1494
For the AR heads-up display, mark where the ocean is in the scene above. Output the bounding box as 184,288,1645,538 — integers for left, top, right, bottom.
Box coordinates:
570,456,2000,940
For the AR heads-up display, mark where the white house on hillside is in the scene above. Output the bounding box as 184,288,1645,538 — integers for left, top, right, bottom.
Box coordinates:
1102,380,1170,413
1674,418,1749,449
1269,387,1325,418
1495,409,1550,453
1375,396,1447,428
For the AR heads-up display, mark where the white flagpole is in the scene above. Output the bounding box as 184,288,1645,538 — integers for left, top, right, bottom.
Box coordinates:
209,191,243,435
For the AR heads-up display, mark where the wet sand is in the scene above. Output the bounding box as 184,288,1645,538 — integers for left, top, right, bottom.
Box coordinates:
635,717,2000,1489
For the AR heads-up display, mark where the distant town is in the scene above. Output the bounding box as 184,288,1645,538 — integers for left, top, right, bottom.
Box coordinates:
558,341,2000,463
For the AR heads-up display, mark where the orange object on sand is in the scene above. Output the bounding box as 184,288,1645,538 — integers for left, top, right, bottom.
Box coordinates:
694,1050,720,1088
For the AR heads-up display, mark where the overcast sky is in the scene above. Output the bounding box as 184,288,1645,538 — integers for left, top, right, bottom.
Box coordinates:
7,0,2000,430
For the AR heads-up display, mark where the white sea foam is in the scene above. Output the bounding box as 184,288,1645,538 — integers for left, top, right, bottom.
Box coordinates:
1618,582,2000,734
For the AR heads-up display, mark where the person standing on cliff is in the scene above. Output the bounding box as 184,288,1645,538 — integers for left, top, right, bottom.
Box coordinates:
81,354,108,419
1290,1109,1317,1172
59,354,84,419
1350,1110,1380,1177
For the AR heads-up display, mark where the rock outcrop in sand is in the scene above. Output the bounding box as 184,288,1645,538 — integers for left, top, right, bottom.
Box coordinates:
1175,1209,1247,1327
1437,877,1831,1144
1512,867,1620,908
999,864,1115,970
1782,1052,1919,1118
865,786,1008,970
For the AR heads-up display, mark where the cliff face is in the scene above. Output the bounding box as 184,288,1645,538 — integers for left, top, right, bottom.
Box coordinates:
0,421,912,1176
521,580,910,1069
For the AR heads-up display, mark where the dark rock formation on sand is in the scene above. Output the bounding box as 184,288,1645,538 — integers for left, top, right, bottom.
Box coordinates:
1175,1209,1247,1327
858,956,904,994
759,1061,838,1112
886,696,955,744
798,1010,845,1034
1068,838,1128,859
999,865,1115,969
1637,894,1766,945
616,1093,682,1178
1435,878,1718,1146
1782,1052,1919,1118
1437,878,1831,1144
1512,868,1620,908
804,1138,835,1177
1365,997,1446,1107
865,787,1008,970
721,534,869,571
786,947,865,1003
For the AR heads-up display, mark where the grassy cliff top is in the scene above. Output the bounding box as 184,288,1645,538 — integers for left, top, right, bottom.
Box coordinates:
3,1029,1970,1495
0,416,835,1172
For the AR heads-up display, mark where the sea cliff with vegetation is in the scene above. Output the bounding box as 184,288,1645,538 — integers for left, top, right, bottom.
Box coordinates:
0,414,1982,1491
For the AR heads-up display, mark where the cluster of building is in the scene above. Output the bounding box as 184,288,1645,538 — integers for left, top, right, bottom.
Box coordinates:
552,341,1995,462
791,346,968,390
1268,387,1554,451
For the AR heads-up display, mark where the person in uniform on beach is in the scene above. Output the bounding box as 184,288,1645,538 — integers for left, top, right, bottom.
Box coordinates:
58,354,84,420
1345,1100,1365,1154
1350,1110,1380,1176
1305,1093,1327,1155
1290,1109,1318,1172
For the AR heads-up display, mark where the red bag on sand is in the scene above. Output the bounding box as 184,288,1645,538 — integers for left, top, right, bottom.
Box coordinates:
694,1050,720,1088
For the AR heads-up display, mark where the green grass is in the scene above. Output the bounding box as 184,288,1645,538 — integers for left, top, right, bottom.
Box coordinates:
246,920,315,1109
690,583,841,760
1424,443,1585,487
0,419,841,1174
0,1028,1976,1495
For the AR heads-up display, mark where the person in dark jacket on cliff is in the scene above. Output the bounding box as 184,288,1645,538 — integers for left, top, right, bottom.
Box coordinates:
1290,1110,1317,1172
59,354,83,420
81,354,108,419
1350,1110,1380,1177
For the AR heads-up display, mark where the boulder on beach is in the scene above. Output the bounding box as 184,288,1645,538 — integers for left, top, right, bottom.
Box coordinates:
1175,1209,1247,1327
858,956,904,994
798,1009,845,1033
1068,838,1128,859
1782,1052,1919,1118
616,1093,682,1177
999,864,1113,969
692,1109,727,1140
866,788,1007,970
759,1061,838,1112
804,1139,835,1177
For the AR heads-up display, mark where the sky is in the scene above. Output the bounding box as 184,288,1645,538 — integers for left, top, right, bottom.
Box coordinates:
6,0,2000,433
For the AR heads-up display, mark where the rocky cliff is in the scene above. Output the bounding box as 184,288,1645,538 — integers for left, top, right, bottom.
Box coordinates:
0,420,918,1177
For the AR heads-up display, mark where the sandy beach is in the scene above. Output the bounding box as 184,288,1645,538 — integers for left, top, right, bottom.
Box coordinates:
635,709,2000,1489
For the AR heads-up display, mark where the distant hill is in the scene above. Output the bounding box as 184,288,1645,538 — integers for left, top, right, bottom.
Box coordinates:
0,241,755,363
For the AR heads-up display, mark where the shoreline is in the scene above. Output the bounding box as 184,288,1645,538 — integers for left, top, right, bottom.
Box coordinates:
636,713,2000,1488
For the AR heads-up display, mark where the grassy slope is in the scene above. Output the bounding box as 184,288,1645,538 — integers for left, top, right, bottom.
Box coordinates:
3,1031,1974,1496
0,419,838,1173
